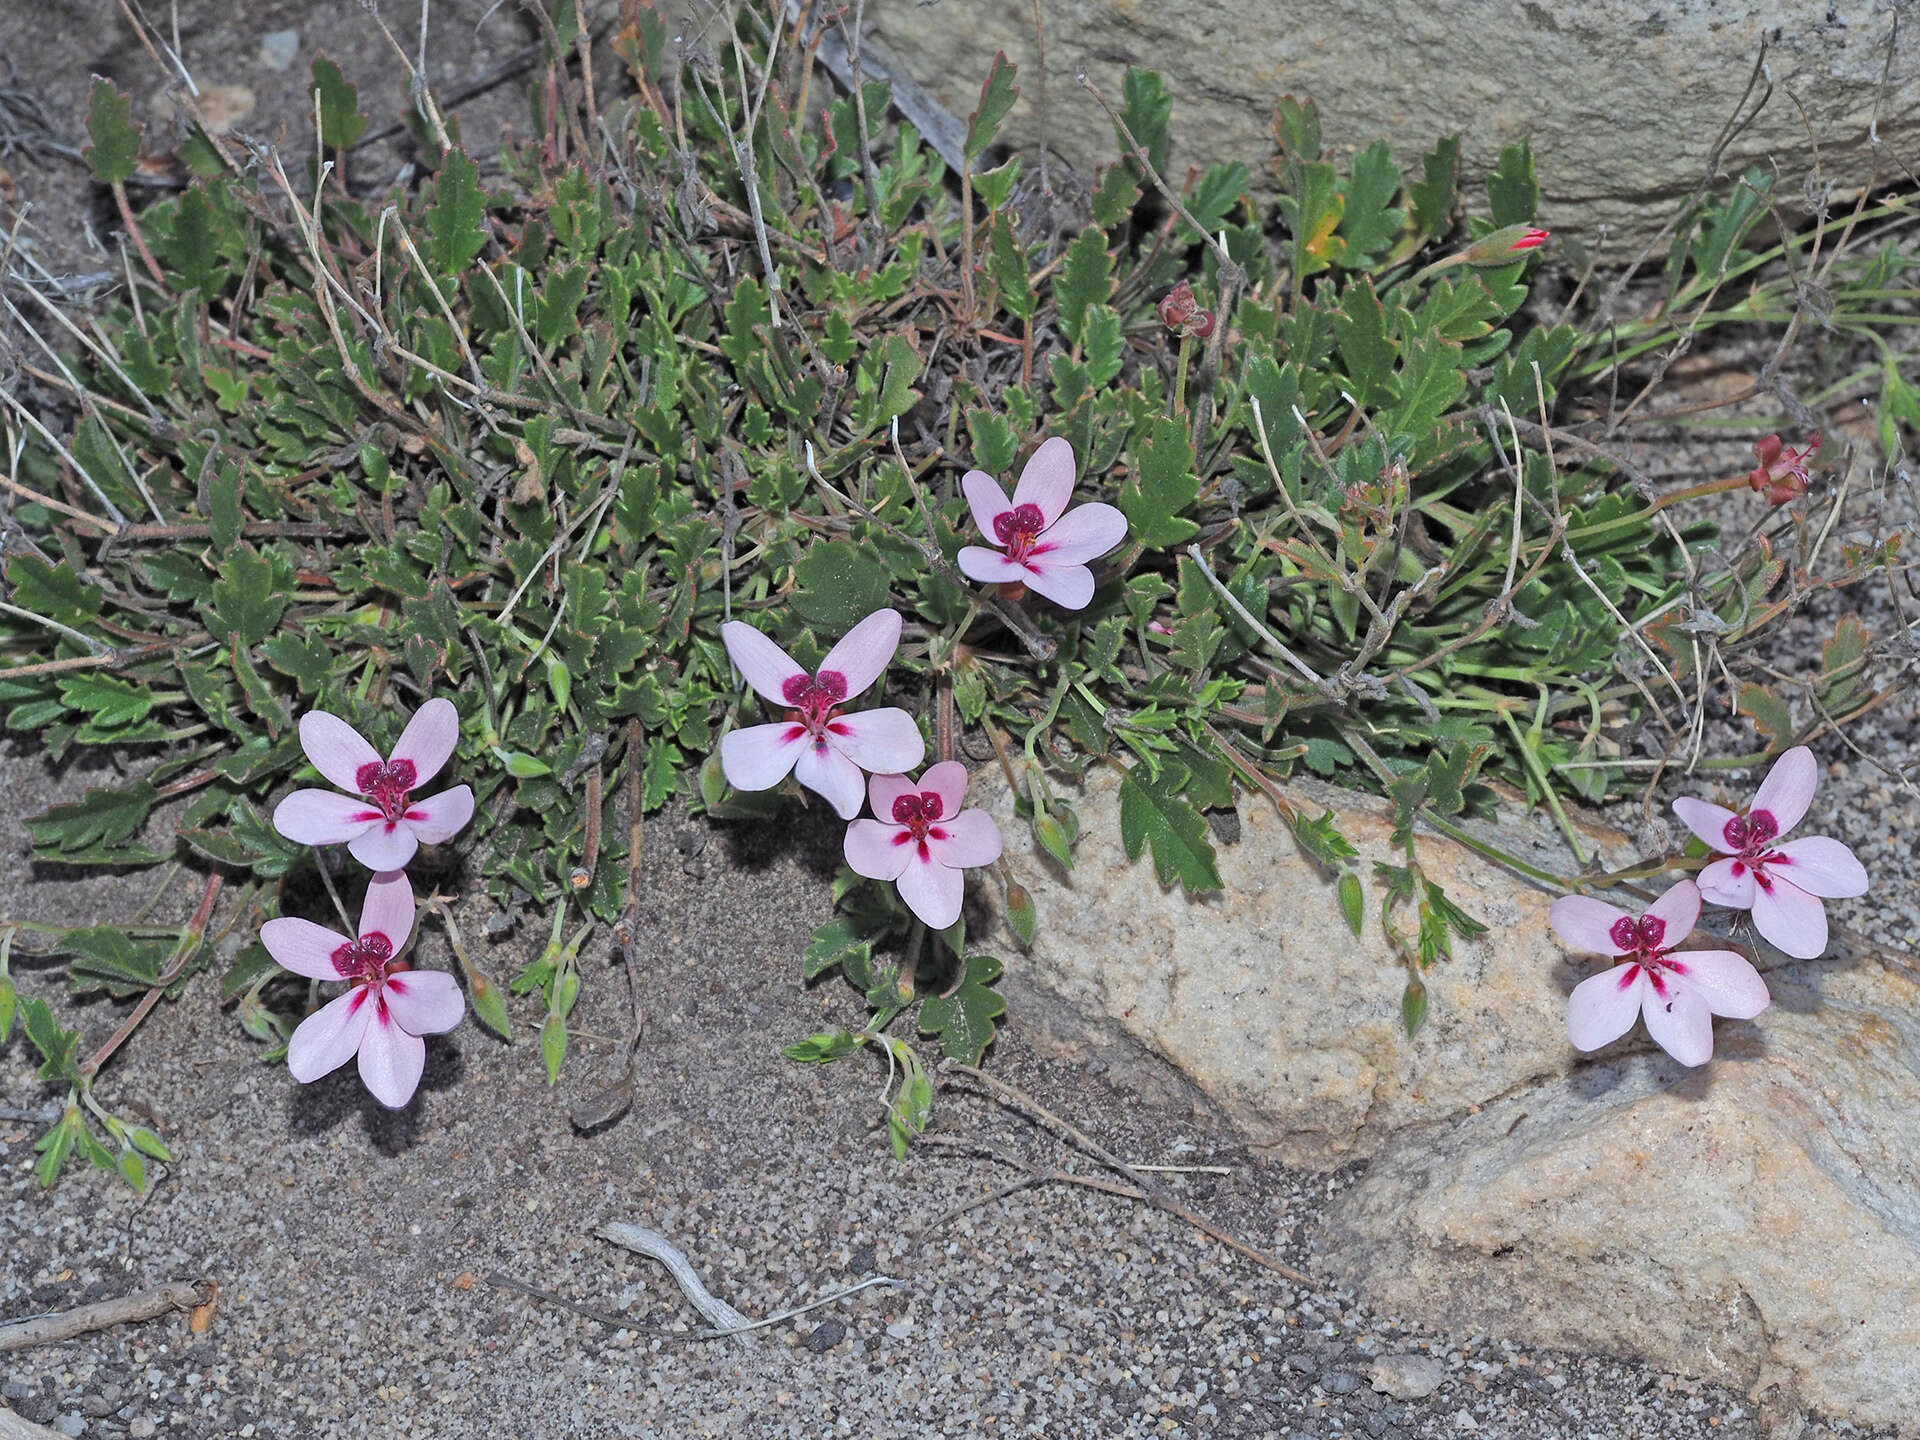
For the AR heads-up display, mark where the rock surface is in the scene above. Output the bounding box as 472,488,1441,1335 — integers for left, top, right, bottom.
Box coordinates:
1315,957,1920,1435
867,0,1920,249
1371,1352,1450,1401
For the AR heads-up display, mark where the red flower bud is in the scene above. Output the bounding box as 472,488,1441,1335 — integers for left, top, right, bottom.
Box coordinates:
1188,309,1216,340
1158,281,1197,330
1459,223,1551,267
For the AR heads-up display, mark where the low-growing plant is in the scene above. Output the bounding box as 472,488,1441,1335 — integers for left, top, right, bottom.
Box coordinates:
0,0,1910,1184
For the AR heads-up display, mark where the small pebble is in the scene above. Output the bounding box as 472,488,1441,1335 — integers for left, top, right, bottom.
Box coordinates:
1452,1407,1479,1430
54,1415,85,1439
1319,1368,1363,1395
128,1421,156,1439
803,1320,844,1353
1370,1351,1448,1400
884,1319,913,1340
259,29,299,71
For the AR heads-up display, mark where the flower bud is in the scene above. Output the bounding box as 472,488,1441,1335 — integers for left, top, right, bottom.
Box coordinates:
1157,280,1197,329
1188,308,1216,339
1458,223,1549,267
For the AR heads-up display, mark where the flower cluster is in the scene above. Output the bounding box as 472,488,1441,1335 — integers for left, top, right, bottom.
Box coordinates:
1742,432,1821,506
261,700,474,1107
1551,747,1867,1066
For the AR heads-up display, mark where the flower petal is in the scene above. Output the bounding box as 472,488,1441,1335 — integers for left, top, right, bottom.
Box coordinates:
357,998,427,1108
1665,949,1769,1020
1640,972,1715,1066
389,697,460,786
347,822,419,873
1768,836,1868,899
1751,877,1829,959
828,707,926,777
721,621,806,707
1672,796,1740,853
1645,879,1703,941
818,608,903,701
721,722,808,792
1033,502,1128,565
1697,856,1758,909
957,547,1032,584
298,711,382,793
357,870,415,952
287,988,374,1083
794,740,868,820
961,469,1013,538
1751,745,1817,836
273,789,382,847
405,786,474,845
866,771,919,819
1020,561,1097,611
1566,963,1645,1052
261,917,351,980
844,818,915,881
919,760,971,820
1010,436,1077,528
927,808,1003,870
382,969,465,1036
1548,896,1633,956
896,849,966,929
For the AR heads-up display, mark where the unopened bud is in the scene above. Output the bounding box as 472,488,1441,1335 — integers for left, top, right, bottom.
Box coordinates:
1188,308,1216,339
1459,223,1549,266
1157,280,1198,329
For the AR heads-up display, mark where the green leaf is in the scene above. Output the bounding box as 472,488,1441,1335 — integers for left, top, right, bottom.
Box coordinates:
1338,871,1364,937
1117,67,1172,175
128,1126,173,1163
1082,305,1123,388
1282,162,1344,280
1091,164,1140,230
207,548,287,647
1737,682,1795,751
85,76,141,187
963,52,1019,162
22,995,80,1083
1487,140,1539,227
1118,761,1222,894
1338,141,1403,264
0,976,14,1046
804,917,873,980
1003,880,1036,947
785,1029,863,1063
792,539,891,632
62,926,172,997
56,673,152,728
1118,415,1199,549
1055,227,1112,345
1401,975,1428,1037
967,408,1018,476
1692,166,1771,279
1332,276,1400,409
986,212,1034,320
6,556,105,630
29,780,157,855
426,149,489,275
1819,614,1870,715
311,54,369,152
1408,136,1460,237
35,1111,78,1187
219,940,279,1000
917,953,1005,1064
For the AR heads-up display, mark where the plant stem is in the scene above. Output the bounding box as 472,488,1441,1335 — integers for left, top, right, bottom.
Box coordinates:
79,872,224,1079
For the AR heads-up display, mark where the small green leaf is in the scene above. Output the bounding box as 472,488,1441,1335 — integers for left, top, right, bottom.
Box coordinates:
35,1111,78,1187
785,1029,863,1063
1487,139,1539,227
963,52,1019,163
23,996,81,1083
1003,880,1036,948
1055,227,1112,345
56,673,152,729
1332,276,1400,409
29,780,157,855
85,76,141,187
792,539,891,632
917,952,1005,1064
426,149,489,275
1337,141,1403,264
1409,136,1460,237
207,548,287,647
128,1126,173,1163
1117,67,1172,175
1118,415,1199,549
1737,682,1796,751
804,917,873,980
1401,975,1428,1037
967,409,1019,476
311,55,369,152
1338,871,1364,937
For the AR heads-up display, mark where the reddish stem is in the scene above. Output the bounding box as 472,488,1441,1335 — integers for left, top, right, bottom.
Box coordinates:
79,872,225,1079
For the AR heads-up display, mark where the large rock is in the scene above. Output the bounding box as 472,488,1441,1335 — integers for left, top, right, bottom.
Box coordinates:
1314,957,1920,1435
975,767,1635,1166
868,0,1920,250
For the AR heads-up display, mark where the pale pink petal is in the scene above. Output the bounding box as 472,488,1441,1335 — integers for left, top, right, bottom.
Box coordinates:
347,822,420,873
1010,436,1077,528
274,789,382,846
405,786,474,845
1672,796,1740,853
1021,560,1097,610
389,697,460,785
1033,502,1128,565
287,987,374,1083
261,916,351,980
867,771,919,818
721,621,806,707
1751,745,1817,836
381,969,465,1036
1665,950,1769,1020
794,740,868,820
1751,877,1828,959
961,469,1014,537
896,850,966,929
1645,879,1703,942
356,998,427,1108
844,818,915,881
817,608,902,700
1640,972,1715,1066
1549,896,1634,956
298,711,383,793
927,808,1003,870
357,870,415,951
919,760,971,819
1768,836,1868,898
957,547,1031,584
1566,963,1645,1052
828,707,925,776
721,722,809,792
1697,856,1757,909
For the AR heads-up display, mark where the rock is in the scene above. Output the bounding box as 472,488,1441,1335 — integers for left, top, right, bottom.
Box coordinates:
1318,1369,1363,1396
1316,959,1920,1437
1370,1352,1448,1401
127,1420,156,1439
866,0,1920,249
258,30,299,72
804,1319,845,1353
976,768,1634,1166
53,1414,85,1438
1451,1409,1478,1431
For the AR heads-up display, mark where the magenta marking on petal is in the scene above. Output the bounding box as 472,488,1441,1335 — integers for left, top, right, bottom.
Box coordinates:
1646,969,1669,999
782,671,850,731
1608,917,1638,952
889,790,947,840
1664,956,1690,976
1636,916,1666,951
355,758,419,821
1748,810,1779,843
350,810,383,824
992,503,1048,560
1615,964,1642,991
329,942,356,978
1723,814,1749,851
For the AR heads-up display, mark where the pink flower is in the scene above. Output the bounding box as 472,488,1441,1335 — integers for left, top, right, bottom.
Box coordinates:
1551,880,1769,1067
1671,745,1868,959
272,699,475,871
261,871,464,1108
1743,433,1821,506
843,761,1004,929
956,437,1128,610
719,608,925,820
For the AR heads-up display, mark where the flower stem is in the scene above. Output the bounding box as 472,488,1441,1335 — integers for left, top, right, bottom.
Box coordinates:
79,872,224,1080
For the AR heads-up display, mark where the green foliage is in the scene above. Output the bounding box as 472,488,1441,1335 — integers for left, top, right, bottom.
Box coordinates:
84,77,140,187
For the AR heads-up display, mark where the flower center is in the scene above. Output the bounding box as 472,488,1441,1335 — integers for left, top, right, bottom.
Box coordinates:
329,930,395,984
1722,809,1780,866
781,670,849,733
355,759,418,822
890,790,945,840
992,503,1047,561
1608,914,1668,959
